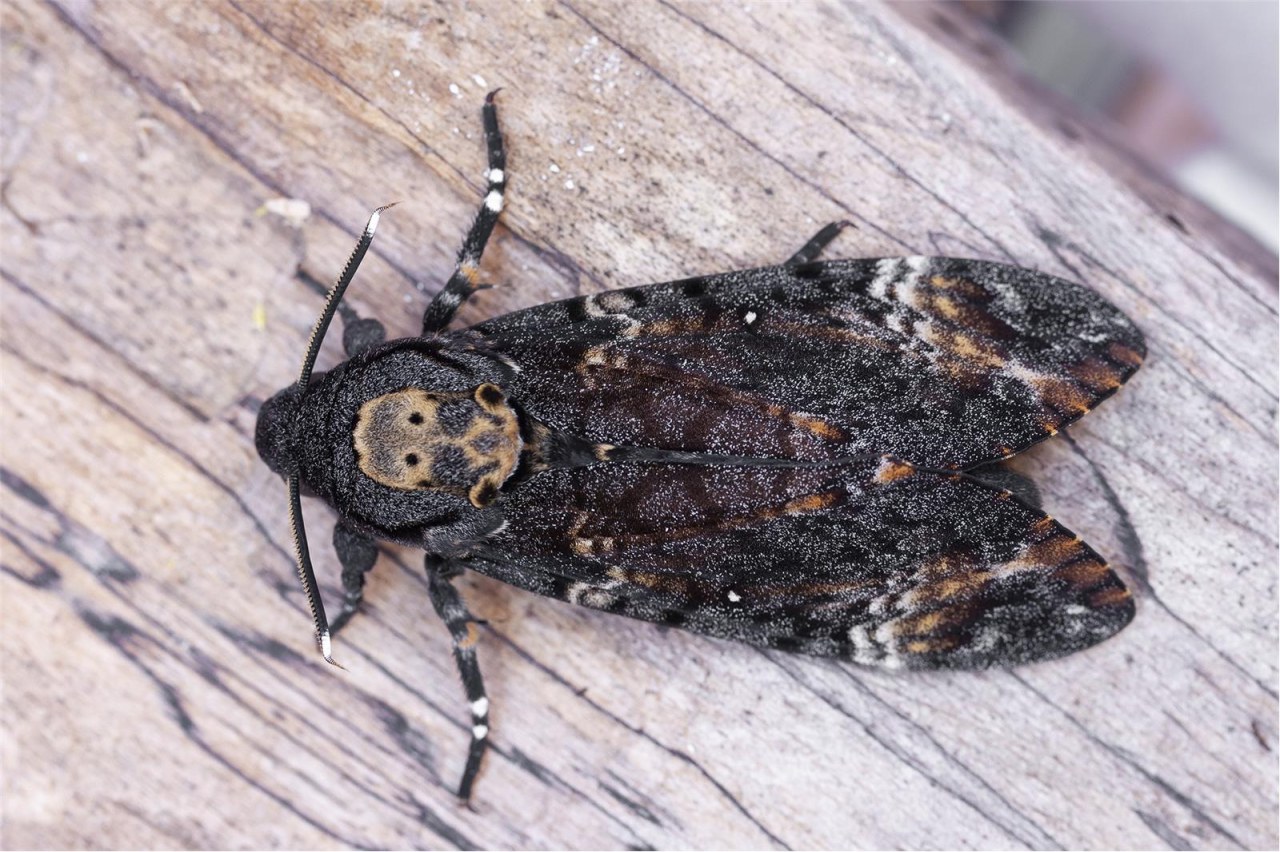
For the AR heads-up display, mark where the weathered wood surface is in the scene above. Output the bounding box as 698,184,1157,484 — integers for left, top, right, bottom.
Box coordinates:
3,1,1275,848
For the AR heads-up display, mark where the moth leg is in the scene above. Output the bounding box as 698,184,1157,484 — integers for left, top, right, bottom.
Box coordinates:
425,554,490,803
339,301,386,357
786,220,854,265
328,522,379,635
422,91,507,335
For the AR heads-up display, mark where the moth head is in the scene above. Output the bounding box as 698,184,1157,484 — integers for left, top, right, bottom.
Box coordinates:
353,383,522,508
255,382,303,479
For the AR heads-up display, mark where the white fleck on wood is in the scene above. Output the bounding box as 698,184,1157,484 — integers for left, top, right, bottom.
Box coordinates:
2,1,1274,849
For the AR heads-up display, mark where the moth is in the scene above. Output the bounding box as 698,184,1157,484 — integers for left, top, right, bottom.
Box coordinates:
256,93,1144,801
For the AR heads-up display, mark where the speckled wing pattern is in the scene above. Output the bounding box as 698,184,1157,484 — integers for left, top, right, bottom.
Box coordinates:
478,257,1144,469
469,257,1144,668
472,458,1131,669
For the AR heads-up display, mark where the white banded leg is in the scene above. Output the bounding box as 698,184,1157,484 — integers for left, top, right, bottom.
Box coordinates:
424,555,490,802
422,91,508,334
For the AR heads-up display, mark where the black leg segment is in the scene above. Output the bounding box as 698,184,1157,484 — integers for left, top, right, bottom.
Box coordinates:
422,90,508,335
341,311,386,358
786,220,854,265
328,522,379,635
425,554,491,802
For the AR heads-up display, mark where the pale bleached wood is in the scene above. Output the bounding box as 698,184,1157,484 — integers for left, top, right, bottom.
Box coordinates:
2,1,1275,849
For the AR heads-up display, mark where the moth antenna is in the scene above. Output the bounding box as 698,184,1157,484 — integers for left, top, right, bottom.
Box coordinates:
290,204,396,665
297,203,398,388
289,474,340,667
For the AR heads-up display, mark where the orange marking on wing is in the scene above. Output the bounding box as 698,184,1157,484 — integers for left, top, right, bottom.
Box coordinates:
1007,533,1089,573
567,489,842,555
578,346,850,445
1089,584,1133,608
917,553,956,581
921,322,1006,371
905,635,961,654
1008,364,1095,417
628,315,722,337
1107,342,1144,367
1031,516,1057,536
640,319,684,336
932,576,980,601
874,458,916,485
894,608,948,637
950,332,1007,369
621,570,691,596
927,275,988,301
916,551,977,579
784,491,840,514
788,413,846,441
907,568,995,610
1071,357,1124,392
1052,557,1113,587
766,318,898,352
1025,374,1093,416
932,294,962,320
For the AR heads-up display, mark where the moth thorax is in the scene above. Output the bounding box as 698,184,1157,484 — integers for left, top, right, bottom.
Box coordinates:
352,383,522,507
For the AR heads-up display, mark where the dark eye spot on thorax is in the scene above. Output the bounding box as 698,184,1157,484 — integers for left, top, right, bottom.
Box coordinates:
476,384,505,407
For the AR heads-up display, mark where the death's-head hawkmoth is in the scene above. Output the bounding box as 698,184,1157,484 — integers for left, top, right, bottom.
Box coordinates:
255,93,1144,801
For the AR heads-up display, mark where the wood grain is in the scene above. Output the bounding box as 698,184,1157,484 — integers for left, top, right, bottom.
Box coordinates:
3,1,1275,848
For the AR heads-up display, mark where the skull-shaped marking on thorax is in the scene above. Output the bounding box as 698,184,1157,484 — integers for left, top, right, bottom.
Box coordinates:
352,383,522,507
